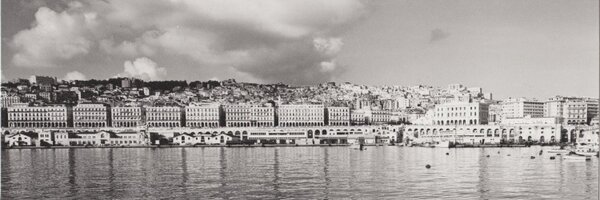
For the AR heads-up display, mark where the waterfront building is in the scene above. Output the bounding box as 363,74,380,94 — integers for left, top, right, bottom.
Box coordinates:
277,104,324,127
501,98,544,118
350,109,367,125
186,104,220,128
5,132,36,146
371,110,391,125
325,106,350,126
53,131,144,146
223,104,251,127
406,124,561,145
146,106,182,128
73,103,108,128
433,102,489,125
544,100,564,118
172,133,238,145
563,100,587,125
585,99,599,124
502,116,562,125
1,95,20,108
111,106,143,127
488,103,503,124
250,105,275,127
7,104,68,128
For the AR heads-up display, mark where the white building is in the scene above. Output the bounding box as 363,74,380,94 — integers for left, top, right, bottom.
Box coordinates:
501,98,544,118
433,102,489,125
8,104,68,128
111,106,143,127
326,107,350,126
73,103,108,128
146,106,182,128
5,132,36,146
54,131,145,146
186,104,220,128
278,104,324,127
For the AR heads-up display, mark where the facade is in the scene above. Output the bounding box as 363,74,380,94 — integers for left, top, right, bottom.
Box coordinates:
350,110,367,125
111,106,143,127
544,100,564,118
7,104,68,128
186,104,220,128
277,104,324,127
488,103,503,124
146,106,182,128
1,95,20,108
563,100,587,125
586,99,599,124
5,133,36,146
433,102,489,125
250,105,275,127
502,116,562,125
501,98,544,118
325,107,350,126
371,110,391,124
223,104,251,127
54,131,144,146
73,103,108,128
407,124,561,145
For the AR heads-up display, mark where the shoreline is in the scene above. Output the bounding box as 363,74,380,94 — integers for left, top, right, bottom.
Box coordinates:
1,143,558,150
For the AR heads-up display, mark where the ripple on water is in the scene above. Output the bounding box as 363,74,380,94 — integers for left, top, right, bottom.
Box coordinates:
1,146,598,199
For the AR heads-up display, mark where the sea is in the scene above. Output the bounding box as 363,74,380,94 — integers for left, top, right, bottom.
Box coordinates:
2,146,598,199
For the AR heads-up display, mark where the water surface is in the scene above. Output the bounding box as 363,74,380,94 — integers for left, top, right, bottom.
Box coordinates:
2,146,598,199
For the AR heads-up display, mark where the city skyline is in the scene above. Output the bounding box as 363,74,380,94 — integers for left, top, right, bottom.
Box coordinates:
2,0,599,100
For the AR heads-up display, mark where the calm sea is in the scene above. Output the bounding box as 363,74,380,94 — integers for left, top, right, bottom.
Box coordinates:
2,146,598,199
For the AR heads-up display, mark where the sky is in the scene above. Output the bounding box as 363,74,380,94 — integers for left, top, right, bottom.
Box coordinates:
1,0,598,99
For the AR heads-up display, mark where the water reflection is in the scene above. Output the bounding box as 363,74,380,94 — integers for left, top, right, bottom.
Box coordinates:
1,146,598,199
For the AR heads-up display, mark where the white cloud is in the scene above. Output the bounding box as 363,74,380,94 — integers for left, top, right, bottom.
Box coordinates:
63,71,87,81
314,38,344,56
9,0,369,83
320,60,337,72
119,57,167,81
11,7,94,68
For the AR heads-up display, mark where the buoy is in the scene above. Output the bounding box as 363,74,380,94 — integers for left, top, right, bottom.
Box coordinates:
530,156,535,159
497,151,500,154
507,154,511,156
550,156,556,160
446,152,449,155
425,164,431,169
486,155,490,157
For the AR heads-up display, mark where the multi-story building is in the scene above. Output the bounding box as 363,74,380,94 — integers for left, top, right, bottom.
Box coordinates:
488,103,503,124
433,102,489,125
7,104,68,128
111,106,143,127
145,106,182,128
501,98,544,118
278,104,324,127
563,100,587,125
73,103,108,128
371,110,391,124
325,107,350,126
350,109,367,125
585,99,599,124
186,104,220,128
224,104,251,127
544,100,564,118
251,105,275,127
1,95,20,108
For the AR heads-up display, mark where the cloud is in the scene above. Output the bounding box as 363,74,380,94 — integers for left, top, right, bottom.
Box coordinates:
430,28,450,43
9,0,370,83
11,6,94,67
63,71,87,81
118,57,167,81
